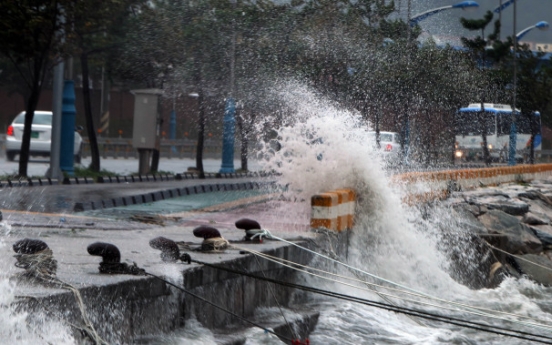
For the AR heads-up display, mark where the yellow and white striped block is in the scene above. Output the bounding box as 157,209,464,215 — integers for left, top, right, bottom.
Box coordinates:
311,189,355,231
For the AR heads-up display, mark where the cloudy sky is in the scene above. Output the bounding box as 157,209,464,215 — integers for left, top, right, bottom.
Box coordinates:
396,0,552,46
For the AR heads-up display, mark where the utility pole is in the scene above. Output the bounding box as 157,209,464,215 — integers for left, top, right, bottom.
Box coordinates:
220,0,237,173
508,0,517,166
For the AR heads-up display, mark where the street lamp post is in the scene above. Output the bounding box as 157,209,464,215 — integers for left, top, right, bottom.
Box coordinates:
409,1,479,27
516,21,549,41
509,0,518,166
507,20,549,165
405,1,479,164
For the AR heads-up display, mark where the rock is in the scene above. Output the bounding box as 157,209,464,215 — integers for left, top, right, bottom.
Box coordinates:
451,205,488,234
522,212,550,225
529,226,552,249
513,254,552,286
488,262,521,288
486,199,529,216
478,210,542,254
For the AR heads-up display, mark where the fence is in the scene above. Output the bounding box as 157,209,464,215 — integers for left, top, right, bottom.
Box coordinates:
80,138,238,159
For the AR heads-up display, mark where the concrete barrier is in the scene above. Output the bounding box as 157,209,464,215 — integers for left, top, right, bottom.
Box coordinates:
393,164,552,203
311,189,355,231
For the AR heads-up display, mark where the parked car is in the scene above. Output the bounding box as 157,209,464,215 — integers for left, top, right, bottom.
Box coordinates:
5,111,83,163
366,131,402,165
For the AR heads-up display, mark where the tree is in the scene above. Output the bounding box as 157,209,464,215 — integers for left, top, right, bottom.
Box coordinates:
66,0,140,172
460,10,511,164
0,0,65,177
516,48,552,163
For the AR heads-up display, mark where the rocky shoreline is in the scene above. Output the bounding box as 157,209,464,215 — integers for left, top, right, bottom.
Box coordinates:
439,177,552,289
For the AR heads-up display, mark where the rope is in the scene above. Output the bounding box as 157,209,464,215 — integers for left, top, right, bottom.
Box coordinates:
201,237,229,252
189,257,552,344
481,238,552,273
14,251,108,345
232,244,552,331
234,231,552,331
98,262,146,275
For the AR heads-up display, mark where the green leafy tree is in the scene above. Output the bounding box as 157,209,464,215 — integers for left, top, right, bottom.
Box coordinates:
516,47,552,163
460,10,511,164
0,0,67,177
66,0,140,172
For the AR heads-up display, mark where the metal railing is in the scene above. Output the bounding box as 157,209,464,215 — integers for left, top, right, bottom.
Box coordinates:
81,138,241,159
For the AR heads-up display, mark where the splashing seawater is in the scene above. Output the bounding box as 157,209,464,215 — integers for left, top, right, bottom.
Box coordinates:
3,81,552,344
253,81,552,344
0,237,75,344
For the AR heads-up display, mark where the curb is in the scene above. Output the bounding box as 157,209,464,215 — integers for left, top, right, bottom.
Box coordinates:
73,181,278,212
1,171,278,188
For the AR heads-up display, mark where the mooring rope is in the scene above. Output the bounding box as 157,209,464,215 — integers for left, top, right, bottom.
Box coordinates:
202,237,230,252
233,231,552,331
190,257,552,344
232,243,552,331
14,251,108,345
480,238,552,273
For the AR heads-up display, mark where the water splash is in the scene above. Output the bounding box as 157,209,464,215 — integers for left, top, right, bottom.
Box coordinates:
0,238,75,344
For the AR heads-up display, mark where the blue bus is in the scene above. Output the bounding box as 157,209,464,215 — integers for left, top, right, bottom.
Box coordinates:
455,103,541,162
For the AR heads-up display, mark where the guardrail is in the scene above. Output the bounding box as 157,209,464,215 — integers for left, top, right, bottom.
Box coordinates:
81,138,242,159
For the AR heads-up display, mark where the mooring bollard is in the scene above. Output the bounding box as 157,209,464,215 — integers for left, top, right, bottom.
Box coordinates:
87,242,145,275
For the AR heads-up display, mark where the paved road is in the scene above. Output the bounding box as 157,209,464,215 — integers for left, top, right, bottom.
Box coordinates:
0,156,263,177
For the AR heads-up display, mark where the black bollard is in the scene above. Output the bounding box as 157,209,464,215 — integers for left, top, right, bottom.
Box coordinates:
149,236,180,262
13,238,49,254
87,242,145,275
192,225,221,239
87,242,121,263
235,218,262,241
235,218,261,231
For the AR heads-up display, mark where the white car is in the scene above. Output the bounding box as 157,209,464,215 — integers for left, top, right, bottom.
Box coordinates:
367,131,402,164
5,111,83,163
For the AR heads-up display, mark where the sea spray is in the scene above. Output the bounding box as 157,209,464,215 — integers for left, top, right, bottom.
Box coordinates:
0,237,75,344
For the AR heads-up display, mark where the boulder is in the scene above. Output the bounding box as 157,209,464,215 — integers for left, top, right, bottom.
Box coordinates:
529,225,552,249
451,205,488,234
522,212,550,226
513,254,552,286
478,209,542,255
486,199,529,216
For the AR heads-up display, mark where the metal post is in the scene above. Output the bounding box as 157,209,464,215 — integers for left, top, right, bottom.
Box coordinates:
46,61,64,180
220,98,236,173
60,80,76,175
508,0,517,166
220,0,237,173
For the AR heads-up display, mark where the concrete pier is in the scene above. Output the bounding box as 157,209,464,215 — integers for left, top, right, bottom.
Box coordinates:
3,192,320,344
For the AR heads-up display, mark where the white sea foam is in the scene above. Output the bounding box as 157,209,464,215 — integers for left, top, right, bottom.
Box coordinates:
0,237,75,345
253,80,552,343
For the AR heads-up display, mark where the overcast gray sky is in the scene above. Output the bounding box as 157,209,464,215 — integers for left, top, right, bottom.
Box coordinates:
397,0,552,46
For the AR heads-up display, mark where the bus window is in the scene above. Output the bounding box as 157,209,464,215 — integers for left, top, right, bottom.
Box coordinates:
498,114,510,135
516,114,541,134
455,112,496,136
